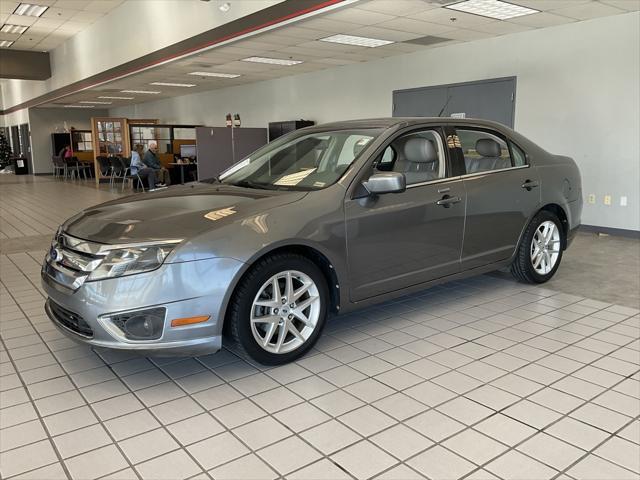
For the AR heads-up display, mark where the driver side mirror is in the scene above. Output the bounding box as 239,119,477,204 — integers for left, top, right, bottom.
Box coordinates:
364,172,406,195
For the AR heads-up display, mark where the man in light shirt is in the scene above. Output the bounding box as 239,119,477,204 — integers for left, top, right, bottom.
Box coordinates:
131,144,156,190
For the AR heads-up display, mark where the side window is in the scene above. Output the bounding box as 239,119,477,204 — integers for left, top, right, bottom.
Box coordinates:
457,129,512,174
510,141,527,167
375,130,446,186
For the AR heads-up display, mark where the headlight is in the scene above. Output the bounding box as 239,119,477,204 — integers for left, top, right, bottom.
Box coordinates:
88,244,177,281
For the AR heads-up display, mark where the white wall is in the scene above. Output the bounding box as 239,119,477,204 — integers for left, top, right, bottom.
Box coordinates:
0,0,282,112
111,12,640,232
27,108,108,174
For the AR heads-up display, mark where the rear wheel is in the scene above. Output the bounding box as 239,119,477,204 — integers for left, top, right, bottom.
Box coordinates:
511,210,564,284
227,253,328,365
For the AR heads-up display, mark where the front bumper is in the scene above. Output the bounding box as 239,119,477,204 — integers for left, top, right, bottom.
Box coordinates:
42,257,245,356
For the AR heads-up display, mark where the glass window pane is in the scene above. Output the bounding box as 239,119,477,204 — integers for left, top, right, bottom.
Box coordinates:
457,129,512,174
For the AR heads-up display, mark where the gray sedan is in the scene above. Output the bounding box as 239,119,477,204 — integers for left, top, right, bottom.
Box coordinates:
42,118,582,365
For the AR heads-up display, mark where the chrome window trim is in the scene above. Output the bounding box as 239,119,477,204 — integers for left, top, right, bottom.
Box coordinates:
459,164,530,180
405,176,463,190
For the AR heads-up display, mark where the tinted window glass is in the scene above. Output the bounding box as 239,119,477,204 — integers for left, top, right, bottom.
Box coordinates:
457,129,512,174
510,142,527,167
375,130,446,186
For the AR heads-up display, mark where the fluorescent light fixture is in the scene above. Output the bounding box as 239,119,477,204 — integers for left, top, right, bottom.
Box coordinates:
98,96,135,100
121,90,161,94
0,40,14,48
79,101,112,105
188,71,241,78
445,0,539,19
13,3,48,17
150,82,197,87
320,34,394,48
1,24,29,34
64,105,95,108
242,56,303,66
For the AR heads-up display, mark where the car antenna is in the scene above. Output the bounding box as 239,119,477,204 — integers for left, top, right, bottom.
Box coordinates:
438,95,452,117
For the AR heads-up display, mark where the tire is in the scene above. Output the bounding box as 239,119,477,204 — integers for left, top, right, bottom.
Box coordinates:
227,253,329,365
511,210,565,284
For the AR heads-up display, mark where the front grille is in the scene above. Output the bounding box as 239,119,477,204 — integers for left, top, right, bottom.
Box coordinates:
47,299,93,338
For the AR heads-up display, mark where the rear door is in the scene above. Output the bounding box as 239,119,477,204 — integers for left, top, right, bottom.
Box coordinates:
455,127,540,269
345,126,466,301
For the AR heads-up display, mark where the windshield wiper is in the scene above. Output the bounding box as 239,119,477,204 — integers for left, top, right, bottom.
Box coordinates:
231,180,279,190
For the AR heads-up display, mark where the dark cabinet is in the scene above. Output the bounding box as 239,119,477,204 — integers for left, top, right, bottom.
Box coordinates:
268,120,314,141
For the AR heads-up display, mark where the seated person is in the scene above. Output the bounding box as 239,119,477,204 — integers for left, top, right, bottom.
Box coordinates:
142,141,171,187
131,144,156,190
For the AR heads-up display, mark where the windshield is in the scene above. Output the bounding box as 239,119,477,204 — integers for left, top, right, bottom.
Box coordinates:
219,128,383,191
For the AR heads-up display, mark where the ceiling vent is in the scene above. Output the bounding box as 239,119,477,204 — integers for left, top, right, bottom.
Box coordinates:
403,35,452,46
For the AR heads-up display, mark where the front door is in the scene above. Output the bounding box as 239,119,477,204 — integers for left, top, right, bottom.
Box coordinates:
345,127,465,302
455,127,541,269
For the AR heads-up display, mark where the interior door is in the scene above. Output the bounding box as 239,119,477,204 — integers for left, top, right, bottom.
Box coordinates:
345,127,465,301
455,127,541,269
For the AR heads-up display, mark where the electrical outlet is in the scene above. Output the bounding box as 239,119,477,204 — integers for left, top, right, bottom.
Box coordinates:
587,194,596,204
604,195,612,206
620,196,628,207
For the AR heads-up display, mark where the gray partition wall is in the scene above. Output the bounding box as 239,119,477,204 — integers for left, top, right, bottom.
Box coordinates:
393,77,516,127
196,126,267,181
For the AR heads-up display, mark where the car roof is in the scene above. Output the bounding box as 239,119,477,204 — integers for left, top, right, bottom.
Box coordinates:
311,117,512,132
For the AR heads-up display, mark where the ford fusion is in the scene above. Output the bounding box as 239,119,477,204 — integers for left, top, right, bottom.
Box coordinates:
42,118,582,365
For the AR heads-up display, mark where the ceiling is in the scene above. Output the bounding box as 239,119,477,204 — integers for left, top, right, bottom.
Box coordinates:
0,0,124,51
28,0,640,109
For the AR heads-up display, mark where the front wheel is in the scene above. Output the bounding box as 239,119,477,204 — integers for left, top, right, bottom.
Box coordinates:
227,253,328,365
511,211,564,284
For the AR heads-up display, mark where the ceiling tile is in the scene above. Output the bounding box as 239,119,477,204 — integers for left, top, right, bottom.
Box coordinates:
507,11,577,27
0,14,8,23
248,32,308,46
433,28,495,41
514,0,590,11
319,7,396,25
6,14,37,26
70,10,103,22
472,21,534,34
33,17,65,28
375,17,456,35
413,8,495,28
43,7,80,20
0,32,20,41
54,0,89,9
0,2,19,15
356,0,437,16
270,25,325,39
551,1,626,19
599,0,640,11
56,21,85,33
83,0,124,13
297,17,363,33
347,25,426,41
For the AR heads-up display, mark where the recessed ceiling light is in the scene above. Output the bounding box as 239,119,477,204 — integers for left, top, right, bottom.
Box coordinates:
121,90,161,94
0,40,15,48
79,101,112,105
1,24,29,34
219,2,231,12
150,82,197,87
188,71,241,78
320,34,394,48
64,105,95,108
445,0,538,20
13,3,48,17
242,56,303,66
98,96,135,100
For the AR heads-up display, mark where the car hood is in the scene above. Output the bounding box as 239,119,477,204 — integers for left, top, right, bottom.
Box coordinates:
63,183,308,244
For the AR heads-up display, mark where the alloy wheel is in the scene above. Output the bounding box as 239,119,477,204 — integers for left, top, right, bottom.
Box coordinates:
250,270,321,354
530,220,561,275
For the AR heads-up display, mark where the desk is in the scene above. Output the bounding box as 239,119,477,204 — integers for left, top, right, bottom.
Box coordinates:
169,162,197,184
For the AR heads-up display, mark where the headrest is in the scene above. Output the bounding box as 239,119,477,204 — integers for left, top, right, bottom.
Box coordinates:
403,137,437,163
476,138,501,157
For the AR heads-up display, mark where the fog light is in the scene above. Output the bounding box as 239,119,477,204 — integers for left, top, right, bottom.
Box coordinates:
108,307,166,340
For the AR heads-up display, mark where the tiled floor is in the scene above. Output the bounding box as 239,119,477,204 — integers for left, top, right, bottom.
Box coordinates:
1,176,639,480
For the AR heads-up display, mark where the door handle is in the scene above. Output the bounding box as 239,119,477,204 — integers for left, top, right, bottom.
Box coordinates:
521,179,539,191
436,194,461,208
